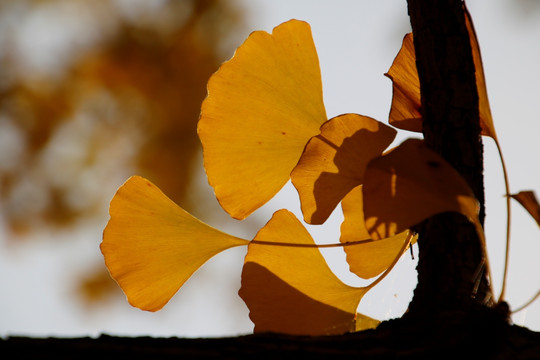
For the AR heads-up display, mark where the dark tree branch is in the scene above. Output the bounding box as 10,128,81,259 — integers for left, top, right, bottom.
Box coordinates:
2,321,540,359
406,0,493,314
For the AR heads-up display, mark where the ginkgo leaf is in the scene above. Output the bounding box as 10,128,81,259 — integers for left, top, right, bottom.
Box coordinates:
241,263,376,335
385,7,496,139
239,209,368,335
198,19,327,220
511,190,540,228
101,176,249,312
385,33,422,133
340,185,414,279
291,114,396,224
464,5,497,140
363,138,481,240
355,313,381,332
341,185,371,242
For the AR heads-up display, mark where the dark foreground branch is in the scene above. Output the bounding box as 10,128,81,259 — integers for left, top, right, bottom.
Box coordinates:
2,311,540,359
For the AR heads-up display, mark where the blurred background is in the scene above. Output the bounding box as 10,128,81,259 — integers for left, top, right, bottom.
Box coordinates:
0,0,539,338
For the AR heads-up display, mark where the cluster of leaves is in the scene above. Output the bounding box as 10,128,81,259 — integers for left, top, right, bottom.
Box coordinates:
101,9,540,335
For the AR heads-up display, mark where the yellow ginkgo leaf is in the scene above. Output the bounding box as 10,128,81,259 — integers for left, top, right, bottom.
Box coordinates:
239,209,367,335
355,313,381,331
511,190,540,228
340,185,413,279
385,33,422,133
464,5,497,140
198,19,327,220
363,139,481,240
291,114,396,224
101,176,249,312
385,6,496,139
340,185,371,242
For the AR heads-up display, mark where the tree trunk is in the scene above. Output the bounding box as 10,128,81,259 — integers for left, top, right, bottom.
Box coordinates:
406,0,494,315
2,0,539,358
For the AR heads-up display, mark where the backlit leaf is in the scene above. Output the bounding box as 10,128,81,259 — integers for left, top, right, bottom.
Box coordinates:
239,209,368,335
464,5,497,140
363,139,481,240
340,186,371,242
101,176,248,312
511,191,540,228
385,7,497,139
291,114,396,224
340,186,413,279
355,313,381,332
385,33,422,133
198,19,327,220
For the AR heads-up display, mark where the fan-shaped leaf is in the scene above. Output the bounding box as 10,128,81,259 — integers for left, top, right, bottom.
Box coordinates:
291,114,396,224
363,139,481,240
385,8,497,139
101,176,248,311
385,33,422,133
239,209,368,335
464,6,497,139
198,19,327,220
340,186,413,279
340,186,371,242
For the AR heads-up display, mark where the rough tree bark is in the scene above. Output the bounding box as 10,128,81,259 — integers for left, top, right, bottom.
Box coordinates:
2,1,539,358
406,0,494,315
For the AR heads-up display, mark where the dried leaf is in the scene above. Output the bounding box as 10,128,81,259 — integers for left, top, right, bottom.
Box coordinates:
101,176,248,311
198,19,326,220
291,114,396,224
239,209,367,335
511,191,540,228
363,139,481,240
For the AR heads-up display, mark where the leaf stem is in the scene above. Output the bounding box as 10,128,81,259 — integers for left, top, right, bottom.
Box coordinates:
251,230,415,294
250,238,373,248
495,137,512,303
474,221,495,300
511,289,540,314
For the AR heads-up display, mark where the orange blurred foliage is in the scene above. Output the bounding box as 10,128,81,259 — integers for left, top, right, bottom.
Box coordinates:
0,0,242,234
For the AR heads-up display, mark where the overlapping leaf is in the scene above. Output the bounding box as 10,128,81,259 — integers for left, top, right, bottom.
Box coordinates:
100,11,528,336
198,19,327,220
291,114,396,224
385,33,422,133
101,176,249,311
464,6,497,139
362,139,481,240
385,9,497,139
239,209,371,335
340,185,414,279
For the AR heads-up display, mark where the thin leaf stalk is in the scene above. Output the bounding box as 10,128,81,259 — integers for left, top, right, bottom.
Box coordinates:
512,289,540,314
495,137,512,303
